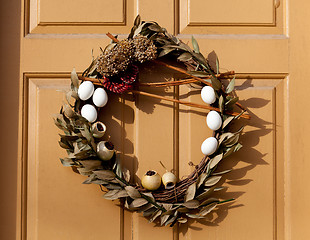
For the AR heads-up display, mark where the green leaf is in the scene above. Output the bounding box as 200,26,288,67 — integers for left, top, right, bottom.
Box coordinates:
191,36,200,53
210,153,223,169
185,183,196,202
204,176,222,187
211,77,222,90
177,52,192,62
226,77,235,94
188,70,211,78
125,186,141,199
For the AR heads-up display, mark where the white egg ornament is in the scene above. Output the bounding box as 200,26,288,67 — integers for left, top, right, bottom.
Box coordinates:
78,81,94,100
81,104,97,123
206,110,222,130
201,86,216,104
92,88,108,107
201,137,218,155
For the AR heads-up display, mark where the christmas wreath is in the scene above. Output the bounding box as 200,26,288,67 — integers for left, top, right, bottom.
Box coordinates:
54,15,251,227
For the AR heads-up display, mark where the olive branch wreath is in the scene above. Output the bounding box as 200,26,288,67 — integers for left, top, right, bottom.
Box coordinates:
54,15,251,227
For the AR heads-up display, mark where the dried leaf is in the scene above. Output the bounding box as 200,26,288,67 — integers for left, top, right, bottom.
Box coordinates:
196,187,216,201
60,158,75,167
71,68,79,91
149,210,162,223
129,198,148,208
234,143,243,152
200,198,219,207
219,95,224,113
125,186,141,199
182,200,200,209
225,97,239,108
223,134,240,147
222,116,234,129
216,57,220,75
103,189,128,200
177,217,187,223
93,170,116,181
158,48,175,57
197,173,208,188
204,176,222,187
185,183,196,202
199,202,217,216
134,15,141,27
143,207,157,217
210,153,223,169
188,70,211,78
212,169,232,176
79,160,102,171
122,168,130,182
177,52,192,62
185,213,204,219
148,24,164,32
226,77,235,94
165,215,177,226
161,214,171,226
142,192,155,202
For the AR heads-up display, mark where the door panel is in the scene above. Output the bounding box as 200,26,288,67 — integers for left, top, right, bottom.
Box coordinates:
18,0,306,239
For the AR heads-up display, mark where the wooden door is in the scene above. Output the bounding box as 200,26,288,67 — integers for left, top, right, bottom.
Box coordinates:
10,0,310,239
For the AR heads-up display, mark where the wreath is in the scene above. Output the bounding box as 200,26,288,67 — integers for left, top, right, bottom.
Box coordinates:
54,15,251,227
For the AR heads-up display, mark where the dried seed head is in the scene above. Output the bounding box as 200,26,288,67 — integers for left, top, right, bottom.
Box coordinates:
96,39,135,77
132,35,157,63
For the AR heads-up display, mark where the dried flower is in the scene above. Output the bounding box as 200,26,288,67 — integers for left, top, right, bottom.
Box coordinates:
96,39,135,77
133,35,157,63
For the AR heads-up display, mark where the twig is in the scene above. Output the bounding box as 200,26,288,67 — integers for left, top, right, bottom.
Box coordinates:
128,90,251,120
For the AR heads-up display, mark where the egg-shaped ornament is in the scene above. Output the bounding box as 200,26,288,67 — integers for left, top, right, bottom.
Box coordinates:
91,121,106,138
162,172,177,189
206,110,222,130
78,81,94,101
141,171,162,191
201,137,218,155
201,86,216,104
81,104,97,123
97,141,115,161
92,88,108,107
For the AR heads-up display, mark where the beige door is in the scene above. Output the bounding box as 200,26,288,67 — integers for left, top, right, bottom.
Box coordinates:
3,0,307,239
